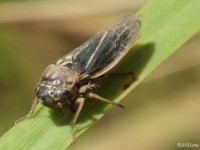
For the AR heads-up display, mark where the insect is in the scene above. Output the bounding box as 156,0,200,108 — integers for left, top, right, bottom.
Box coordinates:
16,16,141,142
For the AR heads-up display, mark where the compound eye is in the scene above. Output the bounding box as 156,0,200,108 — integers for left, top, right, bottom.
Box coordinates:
63,90,70,96
55,89,70,99
35,86,50,100
52,79,63,85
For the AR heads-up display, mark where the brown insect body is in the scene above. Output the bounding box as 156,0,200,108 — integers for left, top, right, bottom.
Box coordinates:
16,16,141,142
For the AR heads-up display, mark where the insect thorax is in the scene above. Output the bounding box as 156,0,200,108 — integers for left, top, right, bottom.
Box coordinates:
42,64,76,89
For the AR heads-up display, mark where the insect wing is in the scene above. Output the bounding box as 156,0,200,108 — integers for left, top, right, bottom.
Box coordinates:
72,16,141,79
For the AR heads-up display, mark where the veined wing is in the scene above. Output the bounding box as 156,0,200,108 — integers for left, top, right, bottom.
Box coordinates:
68,16,140,80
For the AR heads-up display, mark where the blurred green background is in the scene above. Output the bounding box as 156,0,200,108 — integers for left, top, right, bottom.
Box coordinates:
0,0,199,150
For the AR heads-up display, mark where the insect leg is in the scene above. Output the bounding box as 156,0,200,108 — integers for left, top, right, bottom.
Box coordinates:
86,92,124,109
15,98,39,124
79,82,100,93
70,97,85,143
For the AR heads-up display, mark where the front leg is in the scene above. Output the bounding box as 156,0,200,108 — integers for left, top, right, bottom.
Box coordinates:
15,98,39,124
70,97,85,143
79,82,99,94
